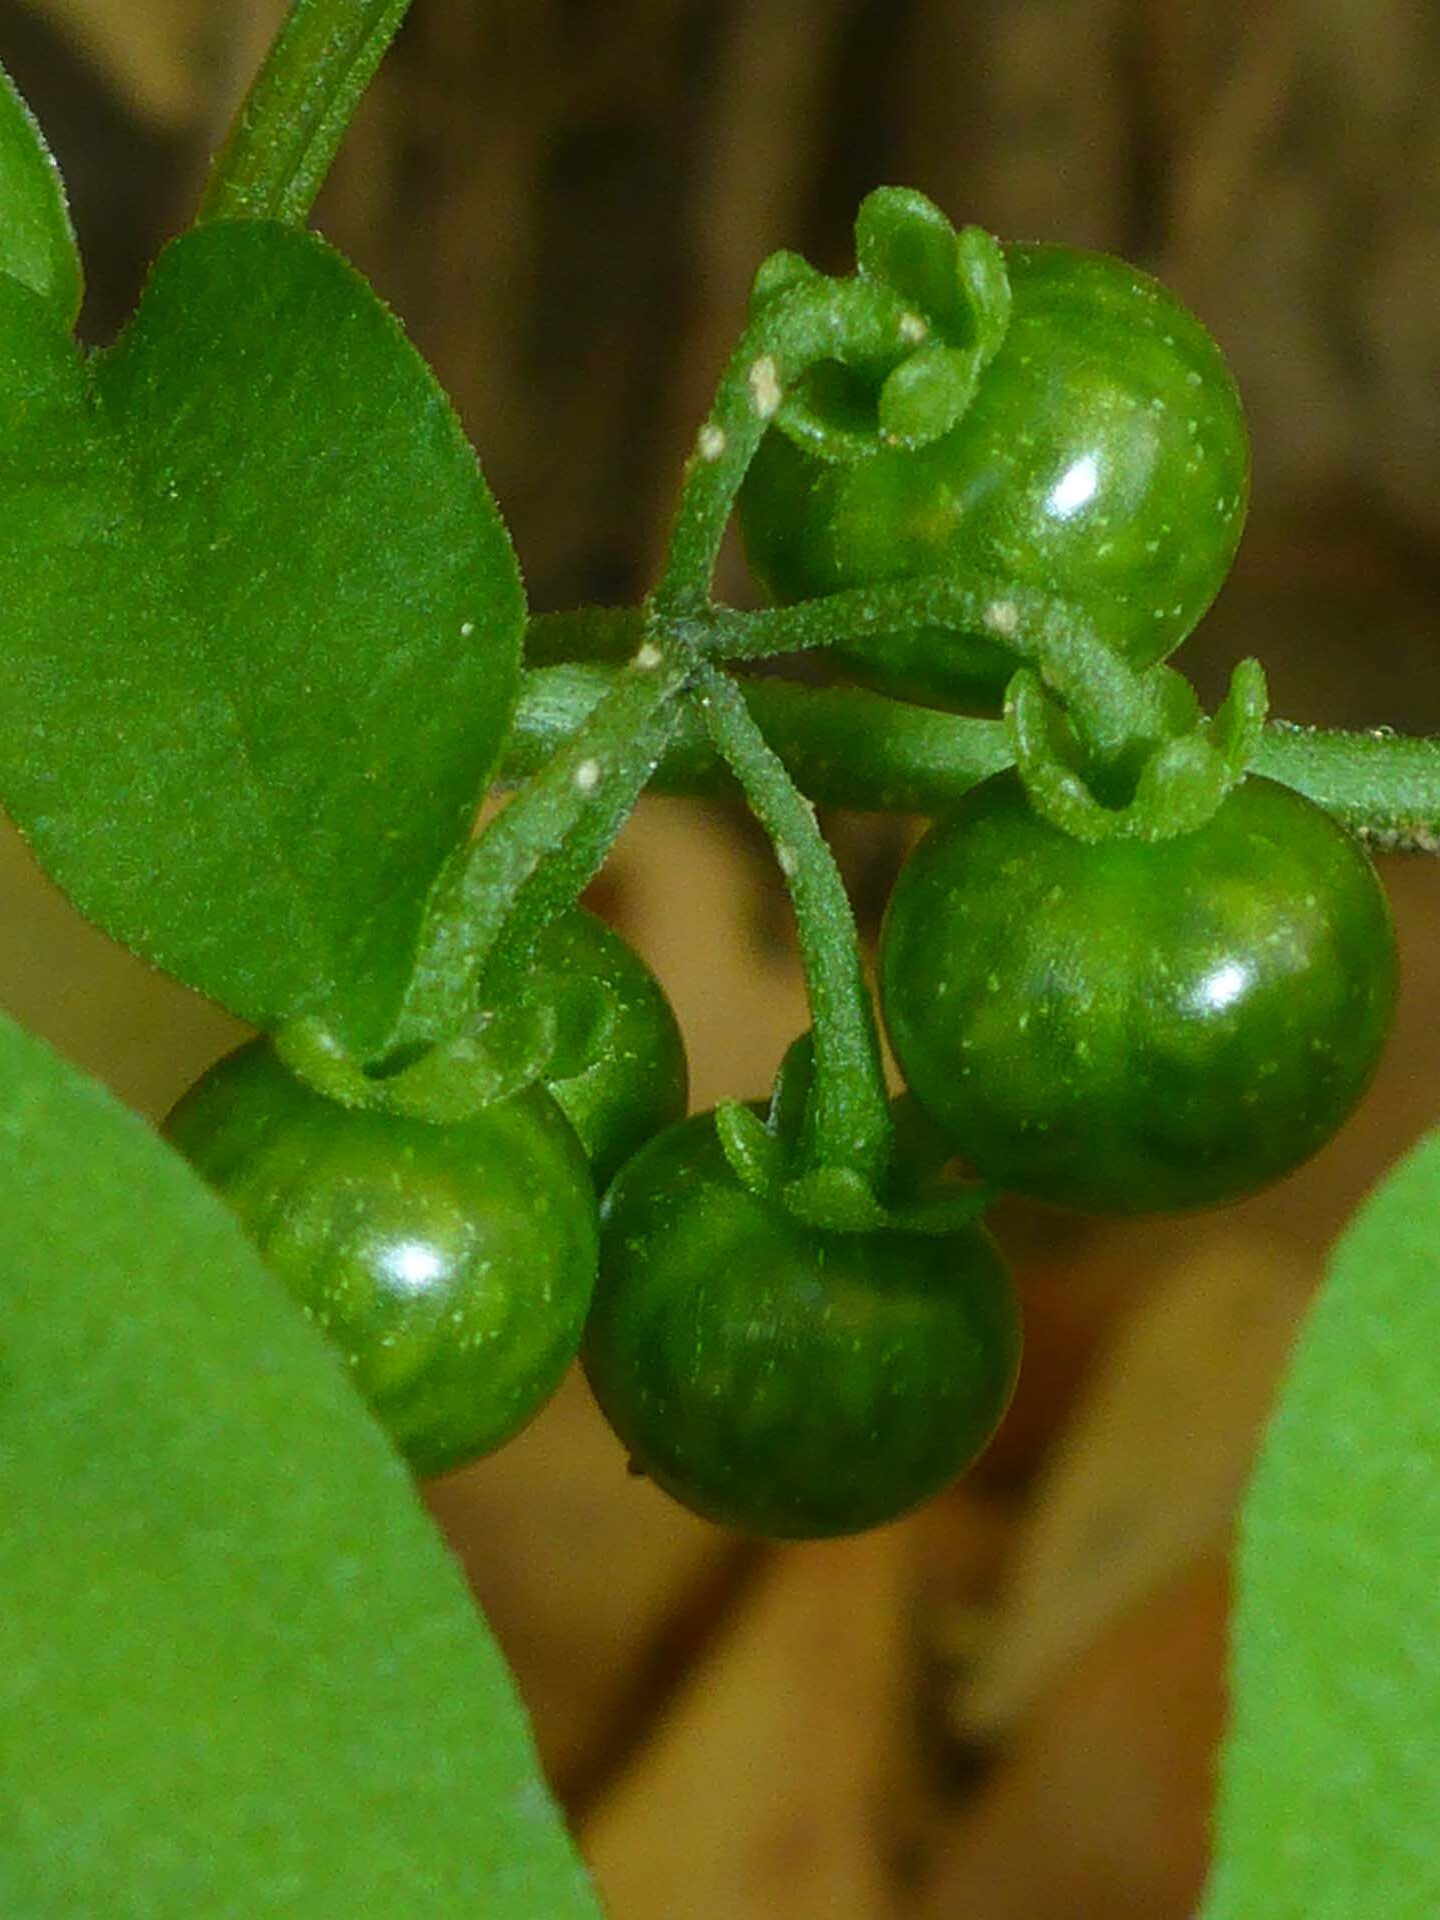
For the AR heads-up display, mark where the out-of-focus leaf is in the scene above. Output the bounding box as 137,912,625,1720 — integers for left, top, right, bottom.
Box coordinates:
1205,1129,1440,1920
0,1009,598,1917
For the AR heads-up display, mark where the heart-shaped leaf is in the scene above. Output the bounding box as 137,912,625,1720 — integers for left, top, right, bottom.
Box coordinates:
0,60,81,323
0,220,524,1056
0,1007,599,1918
1204,1129,1440,1920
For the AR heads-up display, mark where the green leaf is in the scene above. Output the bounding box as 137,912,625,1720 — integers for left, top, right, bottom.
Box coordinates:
0,221,524,1057
1204,1130,1440,1920
0,61,82,324
0,1009,599,1918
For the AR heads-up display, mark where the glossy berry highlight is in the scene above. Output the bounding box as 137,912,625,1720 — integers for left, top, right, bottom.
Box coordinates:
740,244,1249,706
584,1109,1021,1538
880,772,1398,1214
166,1040,600,1476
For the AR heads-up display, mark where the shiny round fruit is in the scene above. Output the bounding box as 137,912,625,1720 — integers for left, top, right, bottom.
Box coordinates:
583,1110,1020,1538
880,772,1398,1214
166,1040,599,1476
739,245,1249,706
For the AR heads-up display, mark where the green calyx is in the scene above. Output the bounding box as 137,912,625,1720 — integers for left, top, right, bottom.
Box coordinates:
273,997,566,1124
1006,655,1270,843
714,1038,992,1237
276,961,634,1128
750,189,1012,463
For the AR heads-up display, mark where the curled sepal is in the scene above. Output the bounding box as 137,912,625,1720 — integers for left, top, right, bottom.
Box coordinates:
765,1030,817,1146
715,1099,784,1201
760,193,1013,467
748,248,829,319
1128,733,1233,839
1139,662,1205,742
756,278,924,466
956,224,1011,361
0,61,82,324
782,1164,895,1233
744,255,888,462
1006,668,1117,840
1008,658,1271,843
273,1014,381,1110
878,344,981,449
855,188,964,325
273,996,558,1124
1127,657,1269,839
886,1185,999,1236
854,192,1009,355
373,1002,558,1122
735,1038,994,1237
1209,656,1269,768
535,973,623,1086
780,1164,994,1237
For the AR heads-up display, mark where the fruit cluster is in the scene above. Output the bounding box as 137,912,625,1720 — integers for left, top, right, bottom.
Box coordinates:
168,208,1398,1539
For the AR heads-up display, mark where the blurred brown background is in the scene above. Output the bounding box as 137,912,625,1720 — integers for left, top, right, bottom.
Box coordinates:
2,2,1439,1914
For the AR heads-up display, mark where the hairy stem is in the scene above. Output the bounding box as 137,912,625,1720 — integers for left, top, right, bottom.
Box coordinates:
388,641,692,1057
693,665,893,1183
505,664,1440,847
198,0,414,225
652,278,917,617
537,581,1164,765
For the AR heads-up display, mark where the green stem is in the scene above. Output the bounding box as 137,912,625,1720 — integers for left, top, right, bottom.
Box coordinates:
652,278,918,617
508,663,1012,810
1255,723,1440,851
198,0,414,225
388,639,692,1057
504,664,1440,848
535,581,1159,763
730,580,1165,762
693,664,893,1183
